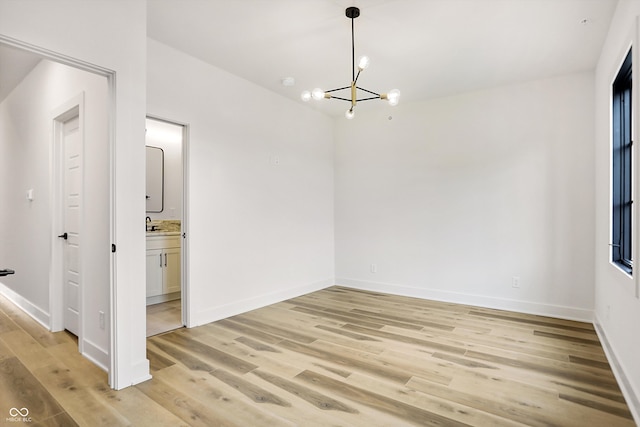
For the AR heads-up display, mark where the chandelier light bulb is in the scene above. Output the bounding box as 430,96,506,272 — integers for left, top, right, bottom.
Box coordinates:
311,88,325,100
345,109,355,119
357,55,370,70
387,89,401,106
301,90,312,102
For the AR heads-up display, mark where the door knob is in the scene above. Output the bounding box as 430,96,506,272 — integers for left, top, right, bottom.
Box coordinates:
58,232,68,240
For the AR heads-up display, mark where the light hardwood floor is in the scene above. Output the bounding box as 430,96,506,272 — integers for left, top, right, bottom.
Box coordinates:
0,287,636,426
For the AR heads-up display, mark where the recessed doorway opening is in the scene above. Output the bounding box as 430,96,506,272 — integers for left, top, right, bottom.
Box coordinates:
145,116,188,336
0,36,115,383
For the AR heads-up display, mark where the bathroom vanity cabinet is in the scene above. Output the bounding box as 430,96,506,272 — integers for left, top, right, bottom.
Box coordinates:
146,233,181,304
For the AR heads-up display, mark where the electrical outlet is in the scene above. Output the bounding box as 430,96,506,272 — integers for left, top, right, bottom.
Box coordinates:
370,264,377,273
512,276,520,288
99,311,105,330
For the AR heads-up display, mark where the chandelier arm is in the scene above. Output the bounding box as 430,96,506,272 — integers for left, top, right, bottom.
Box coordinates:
355,96,382,102
353,69,363,86
325,86,352,93
356,86,381,97
329,96,352,102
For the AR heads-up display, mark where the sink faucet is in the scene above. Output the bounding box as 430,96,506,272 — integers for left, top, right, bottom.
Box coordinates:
146,216,151,231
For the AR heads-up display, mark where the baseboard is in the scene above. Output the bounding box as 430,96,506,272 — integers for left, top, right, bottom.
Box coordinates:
594,317,640,425
0,281,50,329
110,357,151,390
128,359,152,388
336,278,594,322
82,338,109,372
192,278,334,327
146,291,181,306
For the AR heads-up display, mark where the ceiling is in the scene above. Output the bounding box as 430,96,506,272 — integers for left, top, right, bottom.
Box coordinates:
0,44,41,102
1,0,618,116
147,0,618,117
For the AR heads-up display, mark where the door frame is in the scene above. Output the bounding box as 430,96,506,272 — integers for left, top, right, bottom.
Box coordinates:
145,115,190,328
0,35,119,386
50,94,85,348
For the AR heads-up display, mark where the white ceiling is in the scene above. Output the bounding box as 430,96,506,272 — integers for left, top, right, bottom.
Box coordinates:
0,44,41,102
1,0,618,115
147,0,618,117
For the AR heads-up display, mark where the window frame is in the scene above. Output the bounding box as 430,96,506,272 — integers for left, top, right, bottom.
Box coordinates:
611,47,634,275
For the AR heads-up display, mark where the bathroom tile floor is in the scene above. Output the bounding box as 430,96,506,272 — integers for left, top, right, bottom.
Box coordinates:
146,299,182,337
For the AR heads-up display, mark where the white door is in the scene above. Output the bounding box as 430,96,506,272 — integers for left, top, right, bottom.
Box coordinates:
62,115,82,335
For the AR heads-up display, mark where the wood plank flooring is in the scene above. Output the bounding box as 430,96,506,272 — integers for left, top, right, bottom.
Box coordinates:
0,287,636,426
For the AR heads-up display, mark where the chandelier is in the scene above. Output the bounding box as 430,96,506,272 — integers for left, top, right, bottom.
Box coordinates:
301,6,400,119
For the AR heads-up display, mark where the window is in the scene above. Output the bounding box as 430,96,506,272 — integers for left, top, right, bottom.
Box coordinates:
612,48,633,274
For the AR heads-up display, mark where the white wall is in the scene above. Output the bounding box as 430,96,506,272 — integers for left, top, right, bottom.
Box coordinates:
0,60,110,367
594,0,640,421
146,39,335,326
0,0,148,388
145,118,183,221
1,3,635,409
335,72,595,321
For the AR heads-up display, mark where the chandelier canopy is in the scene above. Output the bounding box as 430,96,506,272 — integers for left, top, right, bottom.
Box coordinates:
301,7,400,119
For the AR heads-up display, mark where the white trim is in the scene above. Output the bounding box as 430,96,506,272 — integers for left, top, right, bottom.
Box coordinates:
635,16,640,299
336,278,594,322
82,338,109,372
146,292,180,306
129,361,153,386
107,67,118,390
181,123,191,328
594,317,640,425
0,282,50,329
192,278,334,327
0,35,114,77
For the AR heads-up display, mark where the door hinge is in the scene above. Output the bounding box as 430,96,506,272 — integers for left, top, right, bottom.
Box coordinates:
111,244,116,253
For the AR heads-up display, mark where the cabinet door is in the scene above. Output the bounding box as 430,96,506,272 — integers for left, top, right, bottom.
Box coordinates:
146,249,164,297
164,247,181,294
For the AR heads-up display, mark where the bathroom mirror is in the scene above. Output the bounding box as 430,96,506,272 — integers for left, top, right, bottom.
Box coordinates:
146,145,164,212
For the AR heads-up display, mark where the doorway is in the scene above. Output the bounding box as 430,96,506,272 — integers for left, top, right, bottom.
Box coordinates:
0,37,115,382
145,117,187,336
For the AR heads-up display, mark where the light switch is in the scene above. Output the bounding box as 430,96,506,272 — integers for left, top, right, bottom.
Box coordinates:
26,189,34,201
